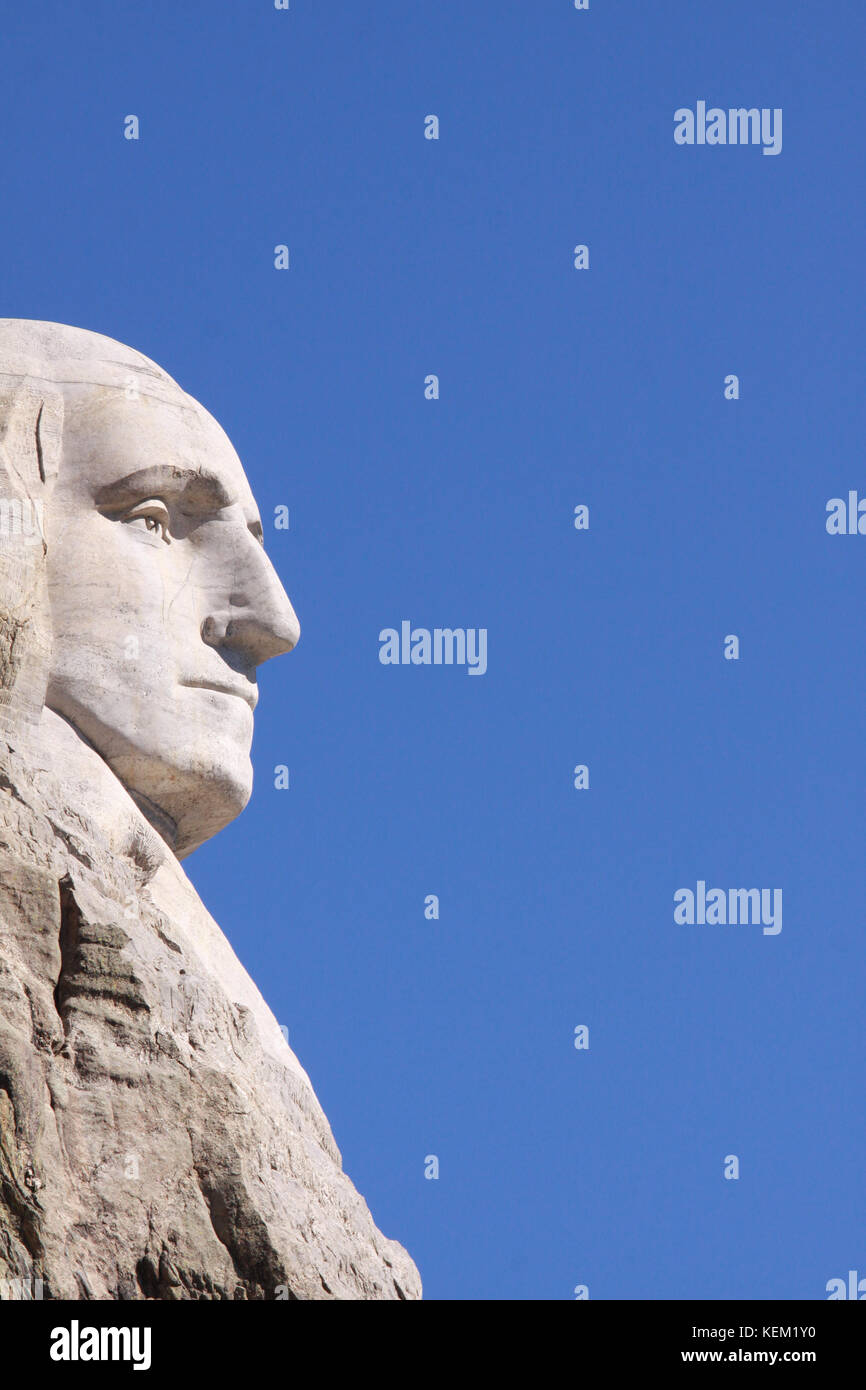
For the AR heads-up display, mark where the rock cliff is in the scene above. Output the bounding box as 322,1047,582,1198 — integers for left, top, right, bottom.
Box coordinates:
0,717,421,1300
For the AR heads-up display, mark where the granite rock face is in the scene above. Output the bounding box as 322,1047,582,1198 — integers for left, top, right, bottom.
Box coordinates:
0,723,421,1304
0,322,420,1301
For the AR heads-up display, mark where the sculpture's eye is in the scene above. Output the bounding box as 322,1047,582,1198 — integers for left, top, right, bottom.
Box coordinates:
122,498,171,544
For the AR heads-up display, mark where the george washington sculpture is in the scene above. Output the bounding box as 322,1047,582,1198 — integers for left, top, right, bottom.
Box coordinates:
0,321,419,1301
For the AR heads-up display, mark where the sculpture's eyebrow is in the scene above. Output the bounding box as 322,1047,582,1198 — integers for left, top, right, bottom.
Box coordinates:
95,465,236,511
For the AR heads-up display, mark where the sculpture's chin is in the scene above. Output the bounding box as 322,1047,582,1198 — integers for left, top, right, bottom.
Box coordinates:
173,779,252,859
123,757,254,860
46,709,252,859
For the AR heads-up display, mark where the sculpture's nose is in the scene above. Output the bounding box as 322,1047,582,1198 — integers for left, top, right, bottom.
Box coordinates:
201,533,300,668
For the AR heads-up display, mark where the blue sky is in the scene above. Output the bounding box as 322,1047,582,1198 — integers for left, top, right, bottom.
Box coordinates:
3,0,865,1299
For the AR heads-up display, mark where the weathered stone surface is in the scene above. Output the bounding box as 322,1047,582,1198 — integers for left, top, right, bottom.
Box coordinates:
0,321,420,1301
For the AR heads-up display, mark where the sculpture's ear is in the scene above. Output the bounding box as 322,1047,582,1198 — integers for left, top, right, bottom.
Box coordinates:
0,380,63,733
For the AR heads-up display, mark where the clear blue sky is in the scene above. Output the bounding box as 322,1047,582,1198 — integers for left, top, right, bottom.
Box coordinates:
4,0,865,1300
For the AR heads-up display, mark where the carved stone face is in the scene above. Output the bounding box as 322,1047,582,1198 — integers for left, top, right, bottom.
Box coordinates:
44,382,299,857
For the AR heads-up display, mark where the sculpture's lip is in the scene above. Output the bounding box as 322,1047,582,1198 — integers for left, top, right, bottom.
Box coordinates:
179,678,258,710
